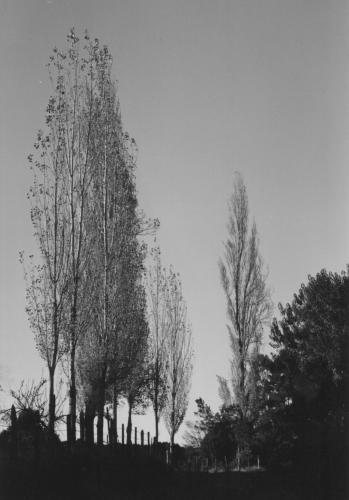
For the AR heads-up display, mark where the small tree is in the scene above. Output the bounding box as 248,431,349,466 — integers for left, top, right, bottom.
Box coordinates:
184,398,240,464
184,398,214,449
10,379,47,422
164,269,193,450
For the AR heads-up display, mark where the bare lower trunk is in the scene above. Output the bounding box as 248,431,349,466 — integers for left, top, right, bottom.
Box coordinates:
154,378,159,443
96,405,104,445
170,428,175,465
170,392,175,450
79,410,85,442
48,369,56,436
240,351,246,417
96,371,106,445
112,386,118,443
69,342,76,442
126,401,132,445
85,399,95,446
154,411,159,444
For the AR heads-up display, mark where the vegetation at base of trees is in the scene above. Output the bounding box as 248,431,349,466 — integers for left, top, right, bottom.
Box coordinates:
0,450,345,500
254,267,349,471
187,268,348,481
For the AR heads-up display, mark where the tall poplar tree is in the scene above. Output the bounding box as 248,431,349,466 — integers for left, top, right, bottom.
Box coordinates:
164,269,193,449
24,119,70,435
218,173,272,418
43,30,100,441
26,29,154,443
146,247,169,442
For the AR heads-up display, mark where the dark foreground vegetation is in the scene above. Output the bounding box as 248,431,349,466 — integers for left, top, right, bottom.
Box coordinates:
0,446,347,500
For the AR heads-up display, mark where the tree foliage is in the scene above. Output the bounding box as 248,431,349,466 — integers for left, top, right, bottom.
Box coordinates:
262,269,348,463
25,29,155,443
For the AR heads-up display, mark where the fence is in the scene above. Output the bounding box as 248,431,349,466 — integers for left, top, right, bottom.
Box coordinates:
4,407,261,472
4,405,170,465
66,409,156,448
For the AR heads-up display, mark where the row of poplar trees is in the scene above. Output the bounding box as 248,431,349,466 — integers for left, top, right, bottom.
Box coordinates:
22,30,193,447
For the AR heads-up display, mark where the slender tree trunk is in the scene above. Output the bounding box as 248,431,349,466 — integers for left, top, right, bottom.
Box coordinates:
68,108,77,442
170,391,176,451
48,177,59,437
113,385,118,443
239,344,246,416
48,369,56,435
154,410,159,444
154,366,159,443
96,368,106,445
48,289,58,436
85,399,95,446
96,118,109,448
96,403,104,445
127,400,133,445
69,339,77,442
170,428,175,460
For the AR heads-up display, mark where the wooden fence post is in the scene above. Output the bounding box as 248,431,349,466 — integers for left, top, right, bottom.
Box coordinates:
122,424,125,445
147,432,150,446
134,426,137,445
141,430,144,446
105,408,110,444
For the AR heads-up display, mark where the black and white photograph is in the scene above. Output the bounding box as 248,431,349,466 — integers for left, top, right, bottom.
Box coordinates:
0,1,348,498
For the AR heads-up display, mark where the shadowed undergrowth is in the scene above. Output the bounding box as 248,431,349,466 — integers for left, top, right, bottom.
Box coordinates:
0,448,347,500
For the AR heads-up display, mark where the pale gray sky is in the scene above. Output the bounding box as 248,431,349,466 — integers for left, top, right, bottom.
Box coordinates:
1,0,348,441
